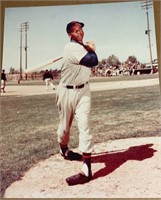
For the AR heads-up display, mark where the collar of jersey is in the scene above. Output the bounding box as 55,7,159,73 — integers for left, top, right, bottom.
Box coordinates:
70,39,84,46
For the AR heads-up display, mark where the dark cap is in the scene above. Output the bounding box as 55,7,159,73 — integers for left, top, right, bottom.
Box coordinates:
66,21,84,33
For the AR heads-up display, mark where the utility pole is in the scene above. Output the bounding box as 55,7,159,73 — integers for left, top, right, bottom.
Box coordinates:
23,22,29,70
24,22,29,80
19,25,23,83
141,0,153,73
19,22,29,82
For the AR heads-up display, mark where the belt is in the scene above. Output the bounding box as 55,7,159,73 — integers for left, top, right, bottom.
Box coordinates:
66,82,88,89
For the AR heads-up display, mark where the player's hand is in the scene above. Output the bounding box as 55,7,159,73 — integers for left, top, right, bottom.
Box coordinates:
84,41,96,52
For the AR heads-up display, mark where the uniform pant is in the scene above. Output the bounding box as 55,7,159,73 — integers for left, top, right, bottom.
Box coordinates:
1,80,6,91
45,78,54,90
56,84,94,153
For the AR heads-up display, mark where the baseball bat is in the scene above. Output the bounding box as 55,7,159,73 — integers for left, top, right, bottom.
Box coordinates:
24,56,63,73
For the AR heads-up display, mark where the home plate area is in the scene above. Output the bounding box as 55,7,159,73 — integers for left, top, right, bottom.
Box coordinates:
4,137,161,198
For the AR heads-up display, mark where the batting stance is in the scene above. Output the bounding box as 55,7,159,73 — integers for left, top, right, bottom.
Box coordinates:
56,21,98,185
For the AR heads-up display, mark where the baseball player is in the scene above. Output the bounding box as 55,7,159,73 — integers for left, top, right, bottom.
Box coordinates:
56,21,98,185
43,69,55,90
1,69,7,93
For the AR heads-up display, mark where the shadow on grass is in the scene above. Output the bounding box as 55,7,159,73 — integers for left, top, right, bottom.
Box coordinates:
92,144,156,180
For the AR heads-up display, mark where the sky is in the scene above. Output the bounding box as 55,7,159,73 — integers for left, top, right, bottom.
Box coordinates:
2,1,158,73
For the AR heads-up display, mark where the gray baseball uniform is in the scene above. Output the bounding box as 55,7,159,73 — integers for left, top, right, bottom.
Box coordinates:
56,40,98,153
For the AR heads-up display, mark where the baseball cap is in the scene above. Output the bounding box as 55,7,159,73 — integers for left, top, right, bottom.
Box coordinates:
66,21,84,33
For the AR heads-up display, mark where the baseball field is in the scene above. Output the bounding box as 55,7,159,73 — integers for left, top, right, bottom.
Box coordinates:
1,74,161,197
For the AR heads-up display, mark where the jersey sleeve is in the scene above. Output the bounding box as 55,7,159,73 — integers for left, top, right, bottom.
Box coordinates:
80,51,98,68
64,42,87,64
63,42,98,68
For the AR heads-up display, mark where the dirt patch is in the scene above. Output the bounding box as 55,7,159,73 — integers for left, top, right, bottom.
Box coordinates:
4,137,161,198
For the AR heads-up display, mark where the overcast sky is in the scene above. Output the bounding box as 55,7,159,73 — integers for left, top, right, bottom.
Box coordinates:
2,1,158,72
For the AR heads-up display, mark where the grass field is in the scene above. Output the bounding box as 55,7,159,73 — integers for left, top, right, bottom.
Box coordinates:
1,75,161,197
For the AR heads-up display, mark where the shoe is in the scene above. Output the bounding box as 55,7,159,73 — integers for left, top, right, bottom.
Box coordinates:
66,172,92,186
61,150,82,161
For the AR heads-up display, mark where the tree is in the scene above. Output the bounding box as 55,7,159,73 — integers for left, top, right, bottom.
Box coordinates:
98,59,109,68
126,56,138,64
107,54,121,68
9,67,15,74
9,67,19,74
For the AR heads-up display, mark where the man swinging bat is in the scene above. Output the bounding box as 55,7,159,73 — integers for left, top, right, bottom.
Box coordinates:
56,21,98,185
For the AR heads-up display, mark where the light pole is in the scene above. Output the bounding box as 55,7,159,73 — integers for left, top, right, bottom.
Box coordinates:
141,0,153,72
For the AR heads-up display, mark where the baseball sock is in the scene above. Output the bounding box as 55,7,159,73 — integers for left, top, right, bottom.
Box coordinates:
59,144,68,156
82,153,91,177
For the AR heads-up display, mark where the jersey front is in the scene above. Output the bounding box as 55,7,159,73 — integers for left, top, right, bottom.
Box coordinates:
60,41,91,85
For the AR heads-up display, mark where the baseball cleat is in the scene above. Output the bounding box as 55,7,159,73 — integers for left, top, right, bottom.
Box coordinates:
61,150,82,161
66,172,92,186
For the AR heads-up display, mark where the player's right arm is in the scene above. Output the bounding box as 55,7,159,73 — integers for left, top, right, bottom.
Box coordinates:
80,41,98,68
79,51,98,68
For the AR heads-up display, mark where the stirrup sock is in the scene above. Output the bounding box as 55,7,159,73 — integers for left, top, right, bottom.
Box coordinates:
82,153,91,177
60,144,68,156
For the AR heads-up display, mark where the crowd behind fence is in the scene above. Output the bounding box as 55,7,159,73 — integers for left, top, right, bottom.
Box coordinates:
5,62,158,82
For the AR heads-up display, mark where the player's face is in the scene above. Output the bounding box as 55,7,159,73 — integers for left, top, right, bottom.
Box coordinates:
68,24,84,43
